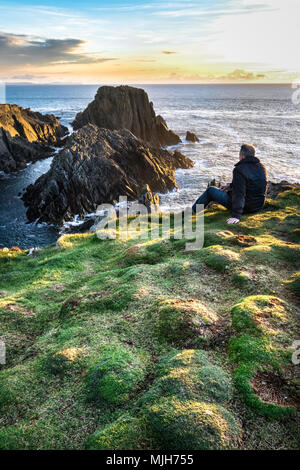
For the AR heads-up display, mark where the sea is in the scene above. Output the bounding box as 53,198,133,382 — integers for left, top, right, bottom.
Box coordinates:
0,84,299,249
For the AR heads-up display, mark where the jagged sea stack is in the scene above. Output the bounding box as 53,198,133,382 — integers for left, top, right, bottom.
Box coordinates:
23,124,193,225
72,85,181,147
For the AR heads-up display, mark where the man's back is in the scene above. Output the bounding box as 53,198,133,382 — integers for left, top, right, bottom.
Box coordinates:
231,155,268,219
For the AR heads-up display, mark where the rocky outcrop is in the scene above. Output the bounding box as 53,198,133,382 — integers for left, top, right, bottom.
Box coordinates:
72,85,181,147
266,181,300,199
186,131,199,143
23,124,193,225
0,104,68,144
0,104,68,173
0,127,54,173
208,179,300,199
155,115,181,146
138,184,160,213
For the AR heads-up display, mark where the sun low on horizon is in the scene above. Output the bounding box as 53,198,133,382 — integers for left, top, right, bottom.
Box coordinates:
0,0,299,85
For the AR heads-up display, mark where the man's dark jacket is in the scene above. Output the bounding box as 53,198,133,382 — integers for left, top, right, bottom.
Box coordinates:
228,156,268,220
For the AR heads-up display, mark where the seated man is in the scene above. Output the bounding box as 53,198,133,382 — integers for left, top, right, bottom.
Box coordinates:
192,144,268,224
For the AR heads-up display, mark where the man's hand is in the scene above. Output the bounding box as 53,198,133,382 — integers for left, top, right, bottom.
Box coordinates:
227,217,240,225
220,184,230,191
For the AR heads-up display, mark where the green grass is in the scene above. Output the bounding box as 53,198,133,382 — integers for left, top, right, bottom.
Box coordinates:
229,295,297,419
0,188,299,449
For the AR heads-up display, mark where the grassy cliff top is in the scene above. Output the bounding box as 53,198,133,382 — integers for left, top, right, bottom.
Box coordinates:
0,188,299,450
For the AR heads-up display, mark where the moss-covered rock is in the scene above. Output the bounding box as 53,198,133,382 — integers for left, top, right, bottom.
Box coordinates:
200,245,239,271
140,350,233,406
156,349,210,376
232,270,250,286
42,347,85,375
86,344,145,404
85,415,145,450
197,365,233,403
152,298,217,346
146,397,239,450
232,295,289,337
229,295,296,419
284,272,300,297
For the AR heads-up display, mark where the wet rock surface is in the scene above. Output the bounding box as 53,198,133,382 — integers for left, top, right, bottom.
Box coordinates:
186,131,200,142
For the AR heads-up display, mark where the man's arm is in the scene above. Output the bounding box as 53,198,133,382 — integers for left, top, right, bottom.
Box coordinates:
231,167,246,220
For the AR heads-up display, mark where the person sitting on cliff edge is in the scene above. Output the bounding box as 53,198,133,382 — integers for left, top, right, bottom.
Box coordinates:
192,144,268,224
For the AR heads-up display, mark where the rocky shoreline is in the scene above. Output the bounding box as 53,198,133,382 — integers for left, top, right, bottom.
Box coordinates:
0,85,200,228
3,85,296,236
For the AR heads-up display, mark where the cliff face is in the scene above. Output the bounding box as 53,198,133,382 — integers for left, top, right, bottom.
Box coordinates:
0,128,53,173
72,85,181,147
0,104,68,144
0,104,68,173
22,124,193,225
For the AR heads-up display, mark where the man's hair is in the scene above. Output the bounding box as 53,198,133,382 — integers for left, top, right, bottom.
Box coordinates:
240,144,256,158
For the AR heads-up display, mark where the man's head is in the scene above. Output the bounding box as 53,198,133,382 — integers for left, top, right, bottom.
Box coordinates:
240,144,256,161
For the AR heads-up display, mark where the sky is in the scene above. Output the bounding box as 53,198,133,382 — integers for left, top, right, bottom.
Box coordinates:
0,0,299,84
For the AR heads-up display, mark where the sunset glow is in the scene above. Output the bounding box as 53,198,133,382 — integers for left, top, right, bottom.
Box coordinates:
0,0,299,84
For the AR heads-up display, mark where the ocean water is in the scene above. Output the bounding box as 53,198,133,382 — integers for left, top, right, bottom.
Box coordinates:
0,84,299,248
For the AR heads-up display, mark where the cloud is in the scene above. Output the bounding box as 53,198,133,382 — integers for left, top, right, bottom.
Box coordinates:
0,32,117,67
225,69,266,80
10,74,48,80
162,50,177,55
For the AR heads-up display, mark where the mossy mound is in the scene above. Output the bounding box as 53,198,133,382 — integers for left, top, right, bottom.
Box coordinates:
229,295,296,419
197,365,233,403
42,347,85,375
86,344,145,404
140,349,233,406
153,298,218,345
156,349,210,377
200,245,239,271
124,240,171,266
146,397,239,450
232,270,250,286
232,295,289,337
85,414,145,450
203,230,234,247
284,272,300,297
290,228,300,243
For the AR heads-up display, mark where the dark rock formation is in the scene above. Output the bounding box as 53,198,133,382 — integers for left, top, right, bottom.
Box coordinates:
0,104,68,144
0,104,68,173
155,115,181,146
266,181,300,199
72,85,181,147
138,184,160,213
0,127,54,173
23,124,193,225
186,131,199,143
62,218,96,235
208,179,300,199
